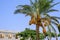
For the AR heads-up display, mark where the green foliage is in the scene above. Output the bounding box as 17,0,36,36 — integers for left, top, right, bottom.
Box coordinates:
20,38,24,40
58,34,60,37
16,28,58,40
51,32,56,37
57,24,60,32
16,28,45,40
39,33,45,39
44,31,56,37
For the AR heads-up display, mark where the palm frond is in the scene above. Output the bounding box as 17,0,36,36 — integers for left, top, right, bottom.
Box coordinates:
44,2,60,13
57,24,60,32
50,17,59,23
47,25,52,40
49,0,53,3
50,2,60,8
51,21,58,26
35,0,37,3
44,13,50,17
47,9,58,13
50,24,58,40
30,0,34,5
16,5,32,11
50,24,56,32
44,14,59,23
58,34,60,37
14,9,33,16
39,0,50,13
51,16,60,19
48,25,51,32
14,9,26,14
50,24,59,40
14,5,34,16
41,0,54,13
51,24,58,40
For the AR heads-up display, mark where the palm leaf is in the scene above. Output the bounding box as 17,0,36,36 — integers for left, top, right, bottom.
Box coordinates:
50,24,58,40
14,9,27,13
47,9,58,13
51,32,56,37
50,24,56,32
49,0,53,3
43,2,60,13
50,2,60,8
58,34,60,37
50,17,59,23
44,13,50,17
47,25,52,40
14,9,33,16
44,14,59,23
17,5,32,11
14,5,34,16
57,24,60,32
51,16,60,19
30,0,34,5
48,25,51,32
51,21,58,27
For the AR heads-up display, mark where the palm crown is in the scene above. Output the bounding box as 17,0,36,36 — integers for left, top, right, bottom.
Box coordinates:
14,0,60,40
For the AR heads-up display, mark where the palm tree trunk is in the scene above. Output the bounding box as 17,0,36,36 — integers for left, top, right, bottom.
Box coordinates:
36,24,39,40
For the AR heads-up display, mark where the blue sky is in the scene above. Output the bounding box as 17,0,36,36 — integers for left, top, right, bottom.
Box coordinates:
0,0,60,33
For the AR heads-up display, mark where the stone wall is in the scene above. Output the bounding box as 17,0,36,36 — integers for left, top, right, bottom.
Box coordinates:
0,30,20,40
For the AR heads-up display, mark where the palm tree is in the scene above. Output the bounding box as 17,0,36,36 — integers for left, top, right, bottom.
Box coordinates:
14,0,60,40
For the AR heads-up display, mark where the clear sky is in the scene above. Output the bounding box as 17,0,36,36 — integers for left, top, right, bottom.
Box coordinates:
0,0,60,33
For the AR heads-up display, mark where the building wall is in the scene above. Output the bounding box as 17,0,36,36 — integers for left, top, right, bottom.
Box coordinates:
0,30,20,40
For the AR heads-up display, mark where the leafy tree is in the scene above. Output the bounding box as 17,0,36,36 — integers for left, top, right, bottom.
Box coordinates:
14,0,60,40
16,28,59,40
16,28,45,40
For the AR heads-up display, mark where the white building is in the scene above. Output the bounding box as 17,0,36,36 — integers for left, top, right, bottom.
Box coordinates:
0,30,20,40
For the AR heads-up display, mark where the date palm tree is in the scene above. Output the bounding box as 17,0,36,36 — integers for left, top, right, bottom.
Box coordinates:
14,0,60,40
